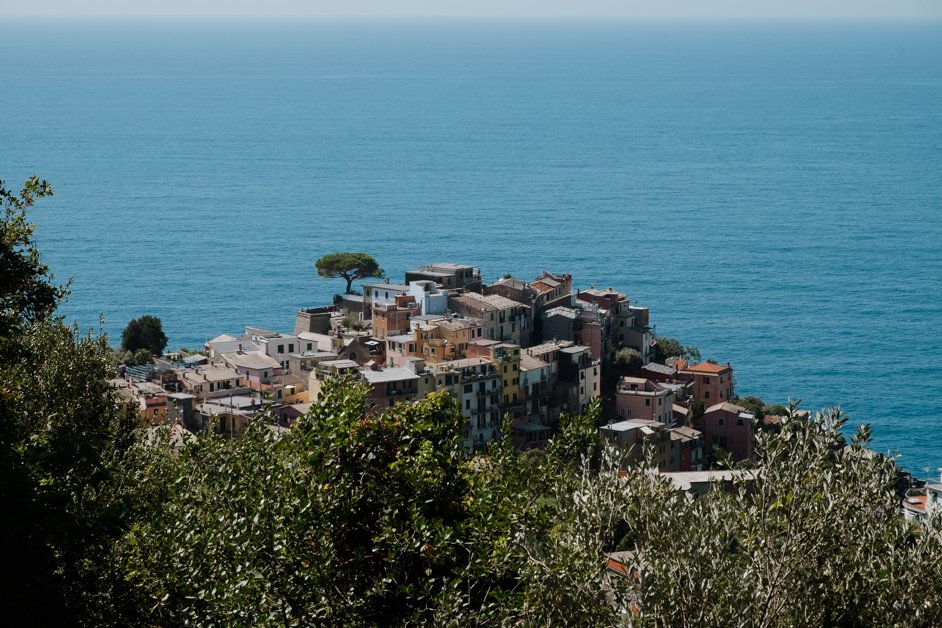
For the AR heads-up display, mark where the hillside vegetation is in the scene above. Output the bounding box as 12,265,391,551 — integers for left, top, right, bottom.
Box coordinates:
3,178,942,626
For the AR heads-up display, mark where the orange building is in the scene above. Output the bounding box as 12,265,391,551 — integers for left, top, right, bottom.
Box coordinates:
372,294,421,339
680,362,734,404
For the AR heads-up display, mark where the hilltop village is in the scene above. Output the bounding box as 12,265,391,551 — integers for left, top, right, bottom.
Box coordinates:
116,261,779,475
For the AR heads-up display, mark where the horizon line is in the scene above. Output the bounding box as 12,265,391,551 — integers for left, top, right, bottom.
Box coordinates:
2,13,942,21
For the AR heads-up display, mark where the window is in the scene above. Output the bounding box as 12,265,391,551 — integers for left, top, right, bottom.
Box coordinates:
278,344,284,353
718,416,724,426
702,377,710,384
465,399,471,410
737,417,744,426
264,371,269,378
704,391,710,399
645,399,650,406
464,384,473,393
288,343,294,353
306,343,313,351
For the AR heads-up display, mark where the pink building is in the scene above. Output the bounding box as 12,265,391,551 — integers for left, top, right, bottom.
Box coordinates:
576,320,603,360
695,402,755,463
614,377,674,424
385,333,417,367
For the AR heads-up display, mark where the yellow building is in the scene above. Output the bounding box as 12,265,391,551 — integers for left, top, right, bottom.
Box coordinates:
490,343,523,415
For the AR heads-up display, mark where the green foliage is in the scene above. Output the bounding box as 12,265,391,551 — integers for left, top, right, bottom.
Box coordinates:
118,347,152,366
120,314,168,357
571,406,942,625
117,381,475,624
736,394,766,421
0,177,140,624
611,347,643,378
315,252,384,294
766,403,789,417
340,313,368,332
652,336,700,364
0,177,67,340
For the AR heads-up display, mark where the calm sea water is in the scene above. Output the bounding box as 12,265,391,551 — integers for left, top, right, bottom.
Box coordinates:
1,19,940,474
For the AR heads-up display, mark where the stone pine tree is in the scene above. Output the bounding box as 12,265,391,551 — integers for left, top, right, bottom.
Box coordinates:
315,252,383,294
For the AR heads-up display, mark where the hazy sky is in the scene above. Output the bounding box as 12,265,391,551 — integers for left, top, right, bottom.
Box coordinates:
2,0,941,19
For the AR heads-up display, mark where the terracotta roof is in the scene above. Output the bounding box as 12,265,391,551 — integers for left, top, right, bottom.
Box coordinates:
684,361,731,375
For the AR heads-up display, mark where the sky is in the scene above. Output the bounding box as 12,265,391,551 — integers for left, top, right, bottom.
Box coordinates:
2,0,940,19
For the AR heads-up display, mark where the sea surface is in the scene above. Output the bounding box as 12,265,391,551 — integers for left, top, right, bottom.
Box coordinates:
1,19,940,474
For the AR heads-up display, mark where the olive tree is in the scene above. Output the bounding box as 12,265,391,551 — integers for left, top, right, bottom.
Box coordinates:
511,405,942,626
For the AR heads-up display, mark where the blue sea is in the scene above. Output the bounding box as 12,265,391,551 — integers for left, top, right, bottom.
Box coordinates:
1,19,940,474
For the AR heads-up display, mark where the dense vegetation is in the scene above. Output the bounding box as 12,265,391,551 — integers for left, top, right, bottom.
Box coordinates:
4,178,942,626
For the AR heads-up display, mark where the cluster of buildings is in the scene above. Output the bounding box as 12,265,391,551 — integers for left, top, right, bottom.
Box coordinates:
115,261,765,473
